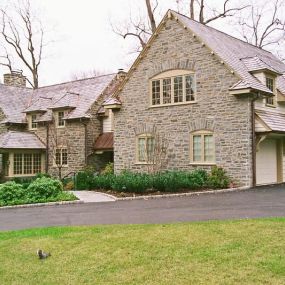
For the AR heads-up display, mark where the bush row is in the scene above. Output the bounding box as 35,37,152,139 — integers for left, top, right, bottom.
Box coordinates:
0,177,77,207
75,166,230,193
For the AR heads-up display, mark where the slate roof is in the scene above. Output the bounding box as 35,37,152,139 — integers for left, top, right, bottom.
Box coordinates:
0,73,117,125
0,131,46,149
94,132,113,150
172,11,285,95
255,110,285,133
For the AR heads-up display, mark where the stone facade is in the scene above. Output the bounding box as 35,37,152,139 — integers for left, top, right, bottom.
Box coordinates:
114,18,253,187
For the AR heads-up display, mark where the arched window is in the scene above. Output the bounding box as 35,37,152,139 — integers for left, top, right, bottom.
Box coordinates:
150,70,196,107
190,130,215,164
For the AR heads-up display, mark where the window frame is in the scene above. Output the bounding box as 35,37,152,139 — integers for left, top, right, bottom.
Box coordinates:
265,75,276,107
190,130,215,165
136,134,155,164
28,113,38,130
149,70,196,107
54,147,68,167
12,152,43,176
56,111,66,128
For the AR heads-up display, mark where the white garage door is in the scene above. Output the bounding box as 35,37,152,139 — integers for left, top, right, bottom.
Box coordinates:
256,139,277,185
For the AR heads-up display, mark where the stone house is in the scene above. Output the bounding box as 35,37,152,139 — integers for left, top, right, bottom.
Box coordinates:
110,10,285,187
0,70,124,179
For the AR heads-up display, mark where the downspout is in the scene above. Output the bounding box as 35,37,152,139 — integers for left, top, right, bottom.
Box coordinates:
82,120,88,165
46,123,49,173
250,92,260,187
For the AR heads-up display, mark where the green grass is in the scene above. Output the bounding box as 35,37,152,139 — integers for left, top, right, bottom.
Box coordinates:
0,219,285,284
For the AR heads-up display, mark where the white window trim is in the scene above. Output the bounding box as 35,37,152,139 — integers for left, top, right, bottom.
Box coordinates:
56,111,66,128
189,130,216,165
136,134,155,164
53,147,68,167
264,74,277,108
149,69,196,107
28,114,38,130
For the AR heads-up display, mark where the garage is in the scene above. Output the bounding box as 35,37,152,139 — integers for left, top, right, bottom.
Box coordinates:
256,138,277,185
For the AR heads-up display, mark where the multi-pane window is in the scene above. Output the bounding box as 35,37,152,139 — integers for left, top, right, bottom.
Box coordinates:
30,114,37,129
191,132,215,163
152,80,160,105
57,111,65,127
137,135,155,163
55,148,68,166
13,153,42,175
151,72,195,106
265,77,275,106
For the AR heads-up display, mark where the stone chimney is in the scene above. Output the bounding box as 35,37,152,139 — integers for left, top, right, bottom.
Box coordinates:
3,70,27,87
116,69,127,81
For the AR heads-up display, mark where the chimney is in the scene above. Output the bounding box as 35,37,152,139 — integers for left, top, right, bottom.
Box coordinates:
3,70,27,87
117,68,127,81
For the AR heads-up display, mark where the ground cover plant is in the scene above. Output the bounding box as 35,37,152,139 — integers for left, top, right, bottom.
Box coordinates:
0,177,77,207
75,166,230,192
0,218,284,284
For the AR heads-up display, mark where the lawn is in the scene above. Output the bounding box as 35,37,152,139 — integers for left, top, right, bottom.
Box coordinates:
0,219,284,285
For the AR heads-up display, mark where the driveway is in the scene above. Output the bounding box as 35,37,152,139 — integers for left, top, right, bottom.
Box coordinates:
0,185,285,231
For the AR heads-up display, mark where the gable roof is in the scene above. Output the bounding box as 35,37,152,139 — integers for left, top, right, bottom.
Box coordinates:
171,11,285,94
0,131,46,149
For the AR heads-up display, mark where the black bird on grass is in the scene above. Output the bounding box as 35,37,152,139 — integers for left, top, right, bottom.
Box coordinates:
37,249,51,259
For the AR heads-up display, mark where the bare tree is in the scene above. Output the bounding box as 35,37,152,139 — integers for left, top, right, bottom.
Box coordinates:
236,0,285,51
0,0,46,88
113,0,249,51
69,69,108,81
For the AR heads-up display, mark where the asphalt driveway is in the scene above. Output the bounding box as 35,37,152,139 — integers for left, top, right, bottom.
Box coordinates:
0,185,285,231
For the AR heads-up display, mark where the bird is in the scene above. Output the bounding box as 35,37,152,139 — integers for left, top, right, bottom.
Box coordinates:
37,249,51,260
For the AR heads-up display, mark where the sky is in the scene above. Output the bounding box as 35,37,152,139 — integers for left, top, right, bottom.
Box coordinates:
0,0,283,86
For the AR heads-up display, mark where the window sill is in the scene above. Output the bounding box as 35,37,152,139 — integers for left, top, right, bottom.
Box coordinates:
189,162,216,166
52,165,69,168
265,103,276,108
56,126,66,129
149,101,197,108
135,162,155,165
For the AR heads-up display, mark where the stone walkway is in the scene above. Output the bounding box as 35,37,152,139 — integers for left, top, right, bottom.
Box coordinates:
71,191,116,203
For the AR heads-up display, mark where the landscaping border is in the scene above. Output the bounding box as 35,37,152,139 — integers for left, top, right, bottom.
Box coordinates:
0,200,83,210
115,186,251,201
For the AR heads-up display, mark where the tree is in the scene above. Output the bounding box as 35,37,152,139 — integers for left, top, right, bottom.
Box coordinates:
113,0,249,50
236,0,285,57
69,68,108,81
0,0,46,88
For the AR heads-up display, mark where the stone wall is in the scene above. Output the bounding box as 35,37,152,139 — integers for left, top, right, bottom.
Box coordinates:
114,18,253,187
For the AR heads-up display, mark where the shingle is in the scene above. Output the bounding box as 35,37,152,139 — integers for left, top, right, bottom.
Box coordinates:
0,131,46,149
255,110,285,133
172,11,285,95
94,132,113,150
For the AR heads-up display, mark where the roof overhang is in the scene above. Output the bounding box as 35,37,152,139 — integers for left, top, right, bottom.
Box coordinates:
229,88,273,98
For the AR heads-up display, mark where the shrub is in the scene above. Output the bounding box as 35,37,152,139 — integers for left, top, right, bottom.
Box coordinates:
75,172,93,190
26,177,63,201
111,172,151,193
101,162,114,176
90,174,114,190
64,180,75,191
0,182,25,206
207,166,230,189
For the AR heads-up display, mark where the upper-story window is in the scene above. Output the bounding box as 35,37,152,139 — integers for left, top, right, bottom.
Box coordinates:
28,114,38,130
150,70,196,107
57,111,65,127
265,77,275,106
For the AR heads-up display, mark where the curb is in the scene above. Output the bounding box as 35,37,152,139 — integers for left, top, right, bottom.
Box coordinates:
115,186,251,201
0,200,83,210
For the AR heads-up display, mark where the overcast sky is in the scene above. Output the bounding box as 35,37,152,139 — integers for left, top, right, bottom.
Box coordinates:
0,0,282,86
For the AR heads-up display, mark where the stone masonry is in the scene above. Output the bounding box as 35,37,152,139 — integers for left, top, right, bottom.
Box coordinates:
114,18,253,187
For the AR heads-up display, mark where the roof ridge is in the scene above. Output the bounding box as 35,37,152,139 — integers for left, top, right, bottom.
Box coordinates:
170,10,273,55
37,73,117,90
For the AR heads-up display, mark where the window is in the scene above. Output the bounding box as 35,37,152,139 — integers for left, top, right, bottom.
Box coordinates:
150,71,196,106
137,135,155,163
190,131,215,164
13,153,42,176
55,148,68,166
57,111,65,127
265,77,275,106
29,114,38,130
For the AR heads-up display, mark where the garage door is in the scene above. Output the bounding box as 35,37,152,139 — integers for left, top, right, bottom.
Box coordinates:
256,139,277,185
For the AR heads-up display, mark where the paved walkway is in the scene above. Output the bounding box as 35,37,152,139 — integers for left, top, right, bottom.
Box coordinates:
71,191,116,203
1,185,285,231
